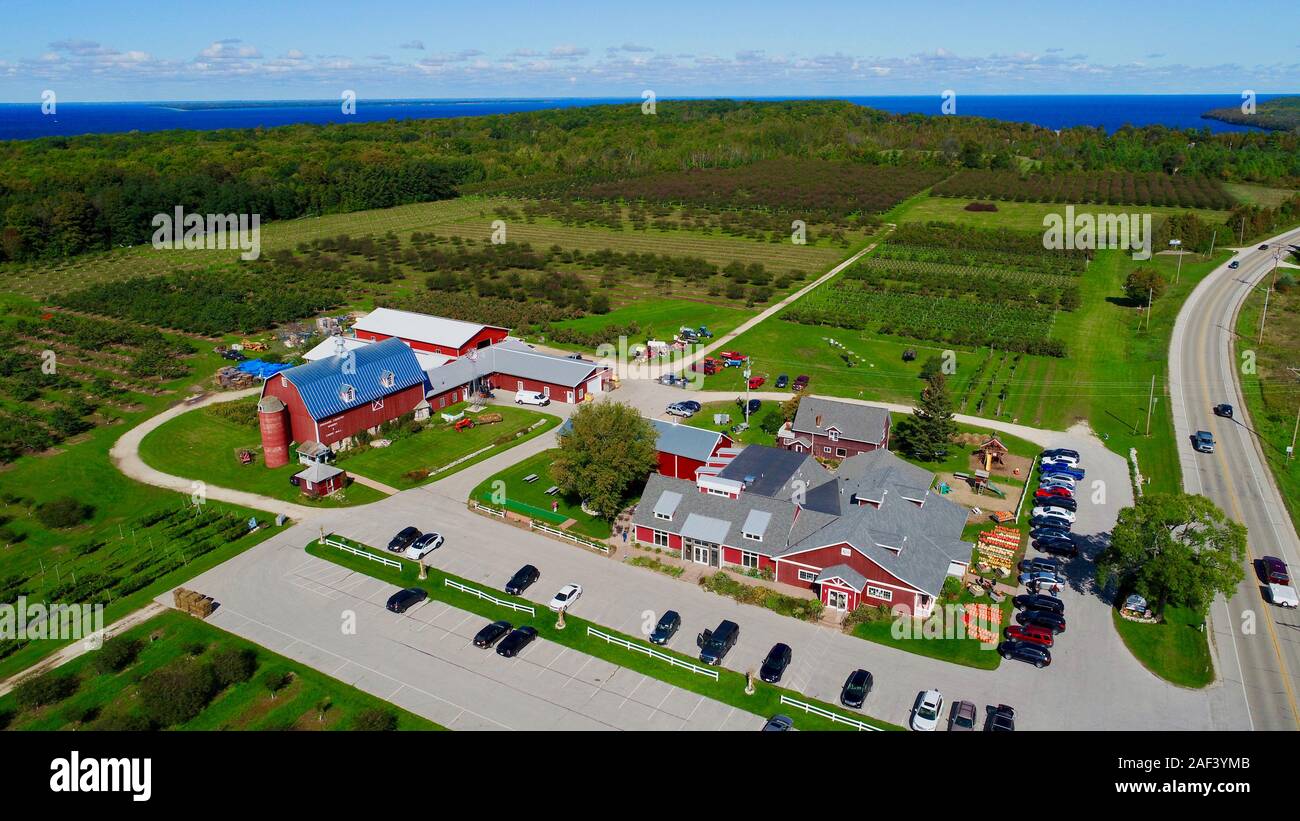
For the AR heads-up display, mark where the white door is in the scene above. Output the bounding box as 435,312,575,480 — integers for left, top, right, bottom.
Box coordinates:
693,544,711,565
516,380,524,391
543,386,550,399
565,390,575,403
827,590,848,611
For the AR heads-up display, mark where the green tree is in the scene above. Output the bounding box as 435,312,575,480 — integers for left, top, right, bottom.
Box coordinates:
551,402,658,520
1094,493,1247,616
1124,268,1168,306
894,373,958,461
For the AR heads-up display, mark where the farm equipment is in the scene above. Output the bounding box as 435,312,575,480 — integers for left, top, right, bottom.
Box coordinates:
722,353,748,368
476,412,503,425
237,449,255,465
691,357,721,375
696,326,713,338
240,339,268,352
453,418,476,432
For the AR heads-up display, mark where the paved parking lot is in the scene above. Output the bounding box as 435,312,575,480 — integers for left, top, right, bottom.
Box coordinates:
179,536,764,731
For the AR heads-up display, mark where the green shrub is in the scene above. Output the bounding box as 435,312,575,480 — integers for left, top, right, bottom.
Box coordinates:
13,670,80,709
35,497,95,529
92,637,143,675
90,711,153,731
138,661,217,727
350,708,398,731
211,646,257,688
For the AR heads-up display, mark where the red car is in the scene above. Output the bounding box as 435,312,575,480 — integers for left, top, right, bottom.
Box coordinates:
1035,487,1072,499
747,375,766,389
1004,624,1054,648
1262,556,1291,586
792,375,810,392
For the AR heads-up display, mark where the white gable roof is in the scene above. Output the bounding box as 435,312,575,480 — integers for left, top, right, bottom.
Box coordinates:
353,307,505,349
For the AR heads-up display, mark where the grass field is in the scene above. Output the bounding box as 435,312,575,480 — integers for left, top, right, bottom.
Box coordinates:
1110,604,1214,688
1234,280,1300,534
0,610,444,730
904,196,1232,232
339,403,559,490
469,449,617,540
137,405,387,507
711,246,1230,495
1222,183,1299,210
682,400,783,446
308,534,903,730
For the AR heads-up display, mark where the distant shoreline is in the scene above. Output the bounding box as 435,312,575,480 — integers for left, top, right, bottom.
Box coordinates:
1202,95,1300,132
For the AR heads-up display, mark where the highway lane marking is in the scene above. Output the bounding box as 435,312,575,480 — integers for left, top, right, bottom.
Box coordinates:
1196,265,1300,729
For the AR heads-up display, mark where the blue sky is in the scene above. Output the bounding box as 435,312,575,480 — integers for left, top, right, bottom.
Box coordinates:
1,0,1297,101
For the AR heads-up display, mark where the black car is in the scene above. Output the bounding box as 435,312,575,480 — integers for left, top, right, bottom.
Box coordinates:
649,610,681,646
1013,593,1065,615
505,564,540,596
1016,609,1067,634
1033,538,1080,558
495,626,539,658
387,526,423,553
1030,515,1072,531
679,400,702,412
759,643,793,683
473,620,513,648
987,704,1016,732
775,374,789,389
998,640,1052,668
1030,526,1072,542
1214,404,1234,419
761,714,794,732
385,587,427,613
1036,496,1077,512
1040,448,1080,462
840,669,874,708
1020,556,1062,574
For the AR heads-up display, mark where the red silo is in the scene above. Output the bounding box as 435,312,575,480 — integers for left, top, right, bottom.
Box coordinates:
257,395,291,468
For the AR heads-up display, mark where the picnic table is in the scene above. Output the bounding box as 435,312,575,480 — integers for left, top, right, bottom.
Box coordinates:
523,473,539,483
544,486,559,496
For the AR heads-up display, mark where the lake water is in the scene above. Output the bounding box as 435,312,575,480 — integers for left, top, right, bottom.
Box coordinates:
0,94,1280,141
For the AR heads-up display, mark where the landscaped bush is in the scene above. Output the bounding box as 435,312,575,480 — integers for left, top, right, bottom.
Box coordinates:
350,707,398,731
700,572,824,621
138,660,218,727
844,603,893,629
13,670,80,709
92,637,143,675
89,712,153,732
34,496,95,529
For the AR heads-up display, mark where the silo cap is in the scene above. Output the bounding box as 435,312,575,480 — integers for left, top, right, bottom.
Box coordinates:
257,396,286,413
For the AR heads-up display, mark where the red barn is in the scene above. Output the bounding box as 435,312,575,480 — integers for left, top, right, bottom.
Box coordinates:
352,307,508,358
258,336,428,454
631,445,971,617
647,418,734,481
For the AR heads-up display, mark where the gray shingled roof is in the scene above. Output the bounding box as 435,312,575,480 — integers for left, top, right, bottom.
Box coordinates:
648,418,725,463
815,564,868,591
718,445,831,500
632,444,972,597
792,396,891,445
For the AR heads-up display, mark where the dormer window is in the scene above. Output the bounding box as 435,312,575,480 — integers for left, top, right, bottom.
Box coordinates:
379,370,395,389
743,530,762,542
654,511,672,521
338,384,356,403
828,429,840,442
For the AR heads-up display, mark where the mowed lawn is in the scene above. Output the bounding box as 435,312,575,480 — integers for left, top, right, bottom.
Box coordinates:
469,449,618,540
138,407,387,507
1110,605,1214,688
341,403,559,489
0,610,444,730
682,400,783,446
541,299,752,353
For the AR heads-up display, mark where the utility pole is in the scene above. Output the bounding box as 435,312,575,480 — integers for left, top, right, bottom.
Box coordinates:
1290,402,1299,462
1259,253,1280,345
1145,374,1156,436
1239,217,1246,245
743,362,752,427
1144,287,1153,331
1208,229,1217,260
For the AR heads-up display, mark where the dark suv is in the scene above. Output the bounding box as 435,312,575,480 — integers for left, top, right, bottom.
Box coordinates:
649,611,681,645
1013,593,1065,615
505,564,540,596
387,526,422,553
758,643,792,683
696,620,739,665
998,640,1052,668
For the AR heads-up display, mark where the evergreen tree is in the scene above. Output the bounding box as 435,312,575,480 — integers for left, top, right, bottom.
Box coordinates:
896,373,958,461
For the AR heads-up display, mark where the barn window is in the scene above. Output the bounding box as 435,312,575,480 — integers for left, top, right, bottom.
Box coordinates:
841,547,852,557
828,429,840,442
836,448,847,458
866,585,893,602
338,384,356,403
280,375,289,388
379,370,395,389
652,530,670,547
741,551,760,569
797,569,817,583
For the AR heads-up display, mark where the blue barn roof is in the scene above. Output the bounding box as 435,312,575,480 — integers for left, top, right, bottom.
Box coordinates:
281,336,426,420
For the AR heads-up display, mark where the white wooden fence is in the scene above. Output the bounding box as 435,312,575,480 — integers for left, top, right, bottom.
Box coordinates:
531,521,610,554
320,537,401,570
585,626,718,680
471,500,506,518
444,578,536,616
778,694,882,731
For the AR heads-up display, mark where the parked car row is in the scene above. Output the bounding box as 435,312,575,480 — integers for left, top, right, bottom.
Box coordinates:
385,526,445,561
1030,449,1082,558
666,399,702,417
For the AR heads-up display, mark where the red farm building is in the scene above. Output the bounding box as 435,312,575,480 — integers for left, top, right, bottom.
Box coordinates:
630,445,971,617
351,307,508,358
257,336,428,464
778,395,891,459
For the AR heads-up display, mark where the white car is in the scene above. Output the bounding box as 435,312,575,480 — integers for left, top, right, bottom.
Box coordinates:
1031,506,1076,524
1040,454,1080,468
403,532,443,560
549,583,583,611
911,689,943,732
516,391,550,406
1038,476,1076,491
1269,584,1299,608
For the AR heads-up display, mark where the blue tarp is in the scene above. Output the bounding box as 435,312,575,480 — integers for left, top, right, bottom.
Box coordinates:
235,359,293,379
